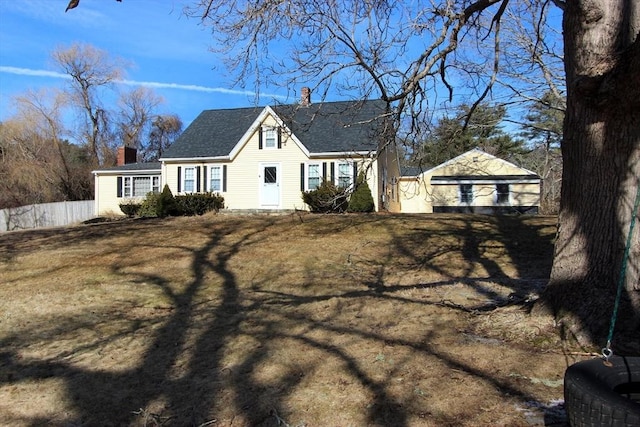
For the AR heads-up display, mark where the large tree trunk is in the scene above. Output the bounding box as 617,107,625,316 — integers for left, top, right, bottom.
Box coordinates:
540,0,640,353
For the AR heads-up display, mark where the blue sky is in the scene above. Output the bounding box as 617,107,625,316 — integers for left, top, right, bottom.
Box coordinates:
0,0,292,127
0,0,565,135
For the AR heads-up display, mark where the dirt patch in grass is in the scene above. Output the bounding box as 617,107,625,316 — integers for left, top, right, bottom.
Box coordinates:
0,213,581,426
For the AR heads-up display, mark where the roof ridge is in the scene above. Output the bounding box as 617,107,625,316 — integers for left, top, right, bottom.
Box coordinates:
199,98,384,113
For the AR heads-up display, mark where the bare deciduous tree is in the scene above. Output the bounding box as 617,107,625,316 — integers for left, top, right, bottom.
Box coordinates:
518,91,563,214
145,114,183,161
52,43,126,165
497,0,566,110
0,89,93,208
117,87,164,156
0,119,57,208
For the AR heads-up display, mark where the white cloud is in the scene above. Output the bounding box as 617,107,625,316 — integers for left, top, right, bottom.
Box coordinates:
0,66,287,100
117,79,287,99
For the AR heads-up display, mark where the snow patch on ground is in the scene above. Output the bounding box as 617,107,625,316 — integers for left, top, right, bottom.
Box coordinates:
515,399,567,426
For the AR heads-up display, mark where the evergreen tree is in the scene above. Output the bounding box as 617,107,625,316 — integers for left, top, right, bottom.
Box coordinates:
518,92,565,214
348,172,375,213
521,91,564,150
415,103,526,168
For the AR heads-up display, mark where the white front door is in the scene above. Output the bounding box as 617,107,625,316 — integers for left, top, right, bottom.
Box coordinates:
260,163,280,208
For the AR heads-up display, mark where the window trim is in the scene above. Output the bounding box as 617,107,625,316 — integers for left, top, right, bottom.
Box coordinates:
123,176,132,198
459,183,473,204
336,160,355,190
152,176,160,194
118,175,161,198
496,183,510,205
209,165,222,193
262,126,278,150
305,162,322,191
183,166,196,194
300,160,357,191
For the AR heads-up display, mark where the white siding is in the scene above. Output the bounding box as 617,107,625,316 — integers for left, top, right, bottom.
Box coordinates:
228,115,309,209
94,172,162,216
95,174,122,215
398,178,433,213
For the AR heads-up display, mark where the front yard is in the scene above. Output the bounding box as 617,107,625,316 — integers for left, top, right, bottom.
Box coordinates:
0,213,576,426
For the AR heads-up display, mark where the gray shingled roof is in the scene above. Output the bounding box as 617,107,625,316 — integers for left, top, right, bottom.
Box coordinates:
161,100,387,159
273,100,386,153
95,162,161,172
162,107,263,159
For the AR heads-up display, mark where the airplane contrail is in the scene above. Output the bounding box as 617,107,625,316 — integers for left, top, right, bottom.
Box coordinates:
0,66,287,100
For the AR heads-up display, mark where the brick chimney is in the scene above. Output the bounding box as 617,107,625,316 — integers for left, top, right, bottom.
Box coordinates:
117,146,137,166
301,87,311,106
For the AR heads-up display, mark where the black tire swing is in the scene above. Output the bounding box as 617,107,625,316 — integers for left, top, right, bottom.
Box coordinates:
564,181,640,427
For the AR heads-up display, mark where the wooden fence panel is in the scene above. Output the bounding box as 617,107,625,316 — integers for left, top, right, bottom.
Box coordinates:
0,201,95,232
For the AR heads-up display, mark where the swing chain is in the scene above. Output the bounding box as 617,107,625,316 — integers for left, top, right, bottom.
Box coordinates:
602,341,613,361
602,177,640,362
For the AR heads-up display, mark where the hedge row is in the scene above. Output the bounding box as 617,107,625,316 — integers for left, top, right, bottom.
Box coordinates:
119,185,224,218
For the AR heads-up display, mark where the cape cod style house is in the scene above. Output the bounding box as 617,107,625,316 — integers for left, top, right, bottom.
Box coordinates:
93,90,401,215
93,90,541,216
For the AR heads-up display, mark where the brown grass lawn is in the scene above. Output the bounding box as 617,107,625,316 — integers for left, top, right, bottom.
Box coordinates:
0,213,582,426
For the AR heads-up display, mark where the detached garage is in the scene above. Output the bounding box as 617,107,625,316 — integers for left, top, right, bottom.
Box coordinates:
397,148,541,214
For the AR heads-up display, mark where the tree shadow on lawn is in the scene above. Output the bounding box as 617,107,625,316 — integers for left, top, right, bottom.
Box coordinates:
0,214,562,426
1,217,267,426
388,214,555,301
0,217,170,265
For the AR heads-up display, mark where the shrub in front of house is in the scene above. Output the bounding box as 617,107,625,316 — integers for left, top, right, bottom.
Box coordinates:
137,185,178,218
348,171,375,213
302,180,348,213
119,201,141,217
129,187,223,218
174,192,225,216
138,192,162,217
158,185,180,217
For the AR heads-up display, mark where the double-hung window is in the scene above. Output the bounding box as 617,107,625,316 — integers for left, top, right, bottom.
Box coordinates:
184,167,195,193
308,164,321,190
210,166,222,192
265,127,276,149
123,177,132,197
496,184,509,204
460,184,473,204
337,161,353,188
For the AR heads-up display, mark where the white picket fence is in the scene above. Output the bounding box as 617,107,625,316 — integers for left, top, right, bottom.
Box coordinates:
0,200,95,232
